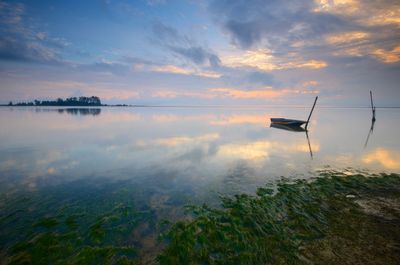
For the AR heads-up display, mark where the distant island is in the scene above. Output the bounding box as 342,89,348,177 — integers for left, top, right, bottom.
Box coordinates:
8,96,103,106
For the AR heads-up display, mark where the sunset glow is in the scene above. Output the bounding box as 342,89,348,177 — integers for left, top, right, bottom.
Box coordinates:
0,0,398,106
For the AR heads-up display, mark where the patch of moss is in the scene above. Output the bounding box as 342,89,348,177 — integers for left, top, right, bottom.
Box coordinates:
34,218,59,229
89,222,106,243
65,215,79,230
4,199,143,264
68,246,137,265
158,172,400,264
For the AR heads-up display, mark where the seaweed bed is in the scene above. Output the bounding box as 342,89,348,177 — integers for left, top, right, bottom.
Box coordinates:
158,171,400,265
1,171,400,264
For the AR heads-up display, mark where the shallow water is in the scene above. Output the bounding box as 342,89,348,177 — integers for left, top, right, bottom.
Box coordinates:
0,106,399,263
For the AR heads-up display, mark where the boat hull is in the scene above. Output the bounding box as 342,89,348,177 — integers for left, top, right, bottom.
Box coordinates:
270,118,306,127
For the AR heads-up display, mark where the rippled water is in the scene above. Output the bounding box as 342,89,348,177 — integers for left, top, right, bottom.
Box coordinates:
0,106,399,263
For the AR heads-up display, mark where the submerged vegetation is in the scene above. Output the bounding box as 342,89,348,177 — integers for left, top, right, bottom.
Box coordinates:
0,181,153,264
0,171,399,264
158,171,400,264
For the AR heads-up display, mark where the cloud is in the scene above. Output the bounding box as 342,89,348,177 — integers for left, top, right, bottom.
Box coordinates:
209,87,283,99
151,89,216,99
0,37,61,63
0,1,66,64
209,86,319,99
324,31,400,63
325,31,369,45
370,46,400,63
80,60,131,75
313,0,360,15
129,59,221,78
0,1,25,31
208,0,400,69
313,0,400,28
151,21,182,44
209,0,327,49
222,49,327,71
150,83,320,101
210,0,399,48
151,22,221,68
169,46,221,67
245,71,276,86
151,64,221,78
224,20,262,49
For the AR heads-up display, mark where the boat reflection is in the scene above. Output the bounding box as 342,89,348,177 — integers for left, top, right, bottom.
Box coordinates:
270,123,306,132
270,123,314,159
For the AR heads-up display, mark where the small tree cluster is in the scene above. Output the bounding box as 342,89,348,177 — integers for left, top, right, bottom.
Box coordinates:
13,96,102,106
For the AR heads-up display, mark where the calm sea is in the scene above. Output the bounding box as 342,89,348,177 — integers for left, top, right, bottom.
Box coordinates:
0,106,399,261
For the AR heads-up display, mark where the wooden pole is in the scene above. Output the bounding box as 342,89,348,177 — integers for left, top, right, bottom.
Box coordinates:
305,96,318,131
306,131,313,159
370,91,376,121
370,91,374,109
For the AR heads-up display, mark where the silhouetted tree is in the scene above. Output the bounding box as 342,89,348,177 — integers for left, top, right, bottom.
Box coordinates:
13,96,102,106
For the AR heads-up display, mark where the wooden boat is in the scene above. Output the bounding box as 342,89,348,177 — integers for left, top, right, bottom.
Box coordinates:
270,96,318,130
270,118,306,127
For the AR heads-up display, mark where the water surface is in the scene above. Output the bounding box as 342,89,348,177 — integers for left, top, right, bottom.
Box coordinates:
0,106,399,263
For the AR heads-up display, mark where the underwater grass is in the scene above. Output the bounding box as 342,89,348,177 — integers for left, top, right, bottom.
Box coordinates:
0,180,152,265
158,172,400,265
1,171,399,264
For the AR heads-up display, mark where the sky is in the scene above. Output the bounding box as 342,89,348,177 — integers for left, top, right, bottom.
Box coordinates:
0,0,399,106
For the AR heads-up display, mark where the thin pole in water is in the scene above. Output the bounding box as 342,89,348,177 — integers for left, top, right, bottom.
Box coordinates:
370,90,376,122
305,96,318,131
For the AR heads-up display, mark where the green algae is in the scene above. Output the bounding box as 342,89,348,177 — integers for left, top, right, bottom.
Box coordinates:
158,172,400,264
0,180,155,265
1,171,400,264
34,217,59,229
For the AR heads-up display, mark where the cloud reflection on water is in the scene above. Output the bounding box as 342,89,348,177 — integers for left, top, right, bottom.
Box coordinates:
362,148,400,170
0,107,399,195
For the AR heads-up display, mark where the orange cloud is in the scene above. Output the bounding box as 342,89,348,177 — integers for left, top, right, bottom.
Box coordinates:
325,31,369,45
313,0,360,15
371,46,400,63
152,65,192,75
151,90,216,99
222,49,327,71
143,64,221,78
302,80,320,87
284,60,327,69
361,8,400,27
207,87,319,99
313,0,400,27
208,88,283,99
325,32,400,64
362,148,400,169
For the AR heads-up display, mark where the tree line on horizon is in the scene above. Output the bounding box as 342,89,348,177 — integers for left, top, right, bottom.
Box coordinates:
8,96,102,106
